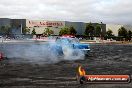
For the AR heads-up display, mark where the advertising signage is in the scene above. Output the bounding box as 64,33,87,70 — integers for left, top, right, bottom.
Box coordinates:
28,21,64,27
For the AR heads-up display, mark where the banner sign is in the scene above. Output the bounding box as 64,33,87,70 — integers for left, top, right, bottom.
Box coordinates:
28,21,63,27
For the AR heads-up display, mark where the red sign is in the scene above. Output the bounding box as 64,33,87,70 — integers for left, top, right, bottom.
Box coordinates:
28,21,63,27
84,75,131,83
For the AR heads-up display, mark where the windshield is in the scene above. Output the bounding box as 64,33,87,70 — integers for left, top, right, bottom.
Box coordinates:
56,38,79,44
70,38,79,43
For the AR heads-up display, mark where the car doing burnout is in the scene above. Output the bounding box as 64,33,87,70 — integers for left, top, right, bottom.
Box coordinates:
50,37,90,56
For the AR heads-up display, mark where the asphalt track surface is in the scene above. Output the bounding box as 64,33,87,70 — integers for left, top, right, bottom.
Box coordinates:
0,43,132,88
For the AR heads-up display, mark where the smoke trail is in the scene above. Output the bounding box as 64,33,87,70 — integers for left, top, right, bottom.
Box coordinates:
2,42,85,64
62,45,85,60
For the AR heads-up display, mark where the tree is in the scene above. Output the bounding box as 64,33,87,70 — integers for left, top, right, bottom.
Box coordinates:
31,28,36,35
23,27,30,34
95,25,101,36
45,28,54,36
59,26,77,36
127,30,132,41
0,26,11,35
118,27,127,37
84,23,94,36
106,29,113,37
59,27,69,36
128,30,132,36
69,26,77,35
42,30,47,36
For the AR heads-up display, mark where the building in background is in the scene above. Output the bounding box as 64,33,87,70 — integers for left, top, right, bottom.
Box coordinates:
11,19,26,35
0,18,11,27
106,24,123,36
106,24,132,36
0,18,26,35
65,21,85,35
0,18,107,36
26,20,65,35
85,23,106,36
0,18,132,37
26,20,106,36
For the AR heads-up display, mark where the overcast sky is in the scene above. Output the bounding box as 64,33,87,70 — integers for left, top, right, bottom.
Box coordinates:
0,0,132,24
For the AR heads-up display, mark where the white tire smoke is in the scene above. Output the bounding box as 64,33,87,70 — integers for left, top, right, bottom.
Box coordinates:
2,42,85,64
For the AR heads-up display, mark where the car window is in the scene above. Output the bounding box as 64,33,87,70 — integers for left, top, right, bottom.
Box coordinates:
70,38,79,43
56,38,70,44
61,38,70,44
56,38,79,44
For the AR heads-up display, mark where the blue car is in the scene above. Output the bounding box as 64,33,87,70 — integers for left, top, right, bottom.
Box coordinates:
50,37,90,56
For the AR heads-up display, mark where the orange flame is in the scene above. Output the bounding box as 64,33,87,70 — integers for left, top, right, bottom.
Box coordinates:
78,66,86,76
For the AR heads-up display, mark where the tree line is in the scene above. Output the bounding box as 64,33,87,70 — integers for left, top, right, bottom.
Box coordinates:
118,27,132,41
29,26,77,36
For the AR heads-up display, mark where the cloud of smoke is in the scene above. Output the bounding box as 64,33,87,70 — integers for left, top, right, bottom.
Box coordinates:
2,42,85,64
62,45,84,61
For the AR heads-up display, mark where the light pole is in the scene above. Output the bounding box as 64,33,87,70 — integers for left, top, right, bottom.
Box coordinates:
21,19,23,34
100,22,103,40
